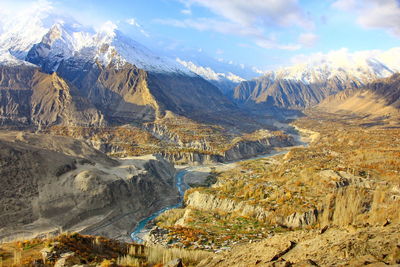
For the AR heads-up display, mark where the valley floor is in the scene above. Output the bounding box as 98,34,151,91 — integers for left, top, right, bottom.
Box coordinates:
146,110,400,265
1,110,399,266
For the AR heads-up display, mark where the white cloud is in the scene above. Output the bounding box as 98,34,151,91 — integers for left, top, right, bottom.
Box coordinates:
255,39,301,51
181,9,192,15
332,0,400,37
331,0,359,11
124,17,150,37
237,43,251,48
126,18,140,27
0,0,54,18
298,32,318,47
99,21,118,35
181,0,314,30
155,18,263,37
162,0,316,51
358,0,400,36
156,17,303,51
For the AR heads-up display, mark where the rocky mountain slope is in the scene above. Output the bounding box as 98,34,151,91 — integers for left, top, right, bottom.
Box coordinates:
0,12,253,131
318,73,400,118
0,131,178,242
233,48,400,109
0,65,103,127
0,10,285,169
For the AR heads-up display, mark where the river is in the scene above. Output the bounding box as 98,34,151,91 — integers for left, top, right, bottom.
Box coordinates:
130,150,290,243
131,170,190,242
130,126,313,243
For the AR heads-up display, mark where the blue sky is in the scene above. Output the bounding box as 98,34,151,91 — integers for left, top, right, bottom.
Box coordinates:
2,0,400,71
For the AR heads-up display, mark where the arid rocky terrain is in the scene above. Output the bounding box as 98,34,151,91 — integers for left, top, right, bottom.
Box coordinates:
0,131,179,243
0,4,400,266
146,111,400,265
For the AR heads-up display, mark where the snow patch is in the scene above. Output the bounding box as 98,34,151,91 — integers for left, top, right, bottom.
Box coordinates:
0,49,35,66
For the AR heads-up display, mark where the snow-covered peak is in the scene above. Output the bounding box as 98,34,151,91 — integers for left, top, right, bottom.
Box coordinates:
176,58,245,83
0,1,79,60
268,48,400,84
0,10,193,75
94,30,192,73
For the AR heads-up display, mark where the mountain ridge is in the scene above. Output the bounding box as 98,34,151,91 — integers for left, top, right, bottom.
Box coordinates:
0,12,258,131
233,48,400,109
318,73,400,117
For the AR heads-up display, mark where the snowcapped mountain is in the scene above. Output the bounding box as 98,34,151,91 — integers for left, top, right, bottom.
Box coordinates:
176,58,245,83
271,48,400,85
0,8,244,128
0,5,80,60
0,10,192,75
233,48,400,109
176,58,245,94
170,49,262,94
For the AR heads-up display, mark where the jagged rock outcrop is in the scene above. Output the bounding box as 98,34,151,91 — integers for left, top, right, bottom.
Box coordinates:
160,151,223,166
283,209,319,228
145,122,214,151
185,191,319,229
145,123,182,146
0,131,178,242
160,134,294,165
185,191,271,222
223,134,293,161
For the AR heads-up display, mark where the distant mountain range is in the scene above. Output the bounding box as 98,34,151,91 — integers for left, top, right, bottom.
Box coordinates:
176,58,245,95
1,8,400,129
0,11,254,129
233,48,400,109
